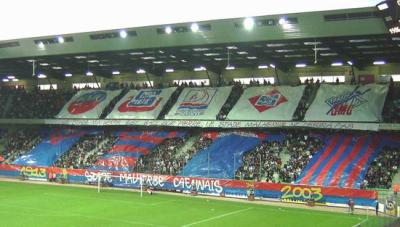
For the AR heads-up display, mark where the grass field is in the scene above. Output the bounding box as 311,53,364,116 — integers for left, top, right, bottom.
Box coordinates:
0,181,394,227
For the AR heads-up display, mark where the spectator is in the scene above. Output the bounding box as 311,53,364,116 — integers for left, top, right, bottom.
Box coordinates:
0,129,41,163
364,146,400,189
217,84,243,120
138,135,212,175
53,132,118,169
236,131,324,183
4,88,74,119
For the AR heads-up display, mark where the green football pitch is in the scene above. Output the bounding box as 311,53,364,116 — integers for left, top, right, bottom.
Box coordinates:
0,181,394,227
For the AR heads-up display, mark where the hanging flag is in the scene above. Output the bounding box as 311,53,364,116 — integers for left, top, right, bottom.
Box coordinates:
56,90,121,119
304,84,388,122
165,86,232,120
227,86,305,120
106,87,176,119
92,131,186,172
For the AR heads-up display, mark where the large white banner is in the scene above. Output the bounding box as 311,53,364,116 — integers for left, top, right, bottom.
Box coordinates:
165,86,232,120
227,85,305,121
304,84,389,122
106,88,176,119
56,90,121,119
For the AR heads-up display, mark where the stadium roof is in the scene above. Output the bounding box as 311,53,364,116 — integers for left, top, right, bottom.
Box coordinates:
0,4,399,80
0,0,381,41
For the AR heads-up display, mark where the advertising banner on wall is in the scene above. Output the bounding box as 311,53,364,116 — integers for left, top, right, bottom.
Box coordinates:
0,164,377,207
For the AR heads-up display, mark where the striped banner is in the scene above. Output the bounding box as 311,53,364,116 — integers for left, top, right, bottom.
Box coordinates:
92,131,186,171
296,134,388,188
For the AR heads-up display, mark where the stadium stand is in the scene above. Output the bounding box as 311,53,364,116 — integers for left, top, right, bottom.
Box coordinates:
0,129,41,164
12,128,84,167
53,132,118,169
383,80,400,123
236,131,324,183
157,86,184,119
84,133,119,168
138,133,213,174
99,89,128,118
363,145,400,189
92,131,186,172
0,87,13,117
296,134,400,189
1,81,399,123
217,83,244,120
138,137,187,174
1,4,400,224
181,132,264,179
292,83,319,121
4,88,74,119
1,127,399,191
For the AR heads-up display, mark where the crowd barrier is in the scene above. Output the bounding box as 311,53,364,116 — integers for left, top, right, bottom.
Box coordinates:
0,164,377,207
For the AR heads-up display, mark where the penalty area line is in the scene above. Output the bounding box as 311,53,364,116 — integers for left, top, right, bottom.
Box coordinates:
181,207,253,227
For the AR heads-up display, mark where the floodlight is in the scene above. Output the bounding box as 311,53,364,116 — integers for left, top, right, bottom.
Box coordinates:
243,17,255,30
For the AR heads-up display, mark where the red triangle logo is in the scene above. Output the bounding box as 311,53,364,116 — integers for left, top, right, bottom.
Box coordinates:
248,89,288,112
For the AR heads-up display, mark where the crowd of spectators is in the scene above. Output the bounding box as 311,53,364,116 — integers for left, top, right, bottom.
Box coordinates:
158,87,183,119
4,78,400,122
217,83,243,120
4,87,74,119
236,141,282,182
279,133,324,183
0,86,18,117
236,131,324,183
383,79,400,123
138,135,213,175
0,129,41,163
137,137,186,175
363,146,400,189
99,90,129,119
292,84,319,121
53,133,116,169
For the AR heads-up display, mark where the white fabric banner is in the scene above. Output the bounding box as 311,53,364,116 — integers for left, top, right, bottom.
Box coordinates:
227,85,305,121
56,90,121,119
106,87,176,119
165,86,232,120
304,84,389,122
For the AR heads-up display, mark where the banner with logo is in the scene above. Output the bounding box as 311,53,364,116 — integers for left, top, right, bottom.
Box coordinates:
304,84,388,122
0,164,378,207
106,88,176,119
385,198,398,217
165,86,232,120
56,90,121,119
227,86,305,121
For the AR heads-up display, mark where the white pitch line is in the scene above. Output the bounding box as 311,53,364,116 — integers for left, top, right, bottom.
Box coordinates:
181,207,253,227
351,218,368,227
